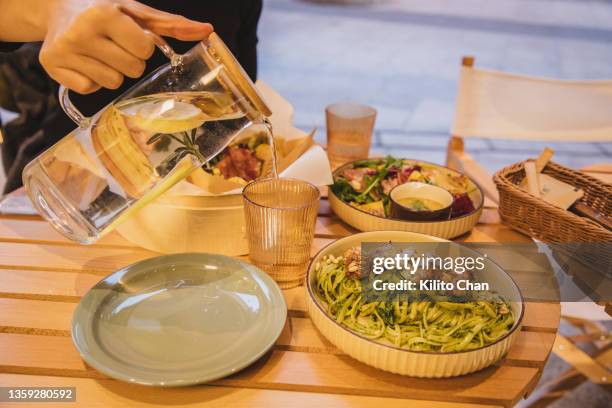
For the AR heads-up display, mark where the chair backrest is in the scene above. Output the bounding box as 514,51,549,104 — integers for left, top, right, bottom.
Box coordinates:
452,59,612,142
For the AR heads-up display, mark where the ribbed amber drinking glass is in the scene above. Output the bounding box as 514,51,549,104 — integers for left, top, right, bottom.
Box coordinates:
326,103,377,170
243,178,320,288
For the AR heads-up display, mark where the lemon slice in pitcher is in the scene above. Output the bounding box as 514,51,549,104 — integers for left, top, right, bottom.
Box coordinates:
120,96,208,134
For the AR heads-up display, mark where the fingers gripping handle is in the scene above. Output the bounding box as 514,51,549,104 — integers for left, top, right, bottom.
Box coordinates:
58,31,177,126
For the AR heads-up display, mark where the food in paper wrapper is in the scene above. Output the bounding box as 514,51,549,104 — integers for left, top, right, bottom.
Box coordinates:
186,129,315,195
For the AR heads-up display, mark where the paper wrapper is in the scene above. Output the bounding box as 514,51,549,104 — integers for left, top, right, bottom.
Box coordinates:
167,81,333,197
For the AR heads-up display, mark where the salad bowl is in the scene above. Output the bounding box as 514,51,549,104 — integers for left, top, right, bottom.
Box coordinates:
329,158,484,239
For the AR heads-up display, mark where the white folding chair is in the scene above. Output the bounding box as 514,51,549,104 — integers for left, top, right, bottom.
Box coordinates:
447,56,612,204
448,57,612,404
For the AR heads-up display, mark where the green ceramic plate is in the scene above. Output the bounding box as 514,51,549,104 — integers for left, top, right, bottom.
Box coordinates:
72,253,287,386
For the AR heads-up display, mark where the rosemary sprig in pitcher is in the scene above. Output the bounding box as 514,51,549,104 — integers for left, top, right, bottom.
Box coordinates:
147,128,206,175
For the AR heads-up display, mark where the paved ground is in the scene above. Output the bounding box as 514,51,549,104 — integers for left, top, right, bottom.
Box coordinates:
258,1,612,407
258,0,612,172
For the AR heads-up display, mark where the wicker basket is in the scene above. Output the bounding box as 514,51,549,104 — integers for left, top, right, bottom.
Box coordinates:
493,161,611,281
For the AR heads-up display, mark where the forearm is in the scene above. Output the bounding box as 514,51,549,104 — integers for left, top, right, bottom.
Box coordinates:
0,0,58,41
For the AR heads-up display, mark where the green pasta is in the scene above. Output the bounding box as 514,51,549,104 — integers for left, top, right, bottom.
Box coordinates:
314,252,514,352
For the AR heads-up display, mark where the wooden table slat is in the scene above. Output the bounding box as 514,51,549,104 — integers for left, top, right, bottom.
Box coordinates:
0,213,355,246
0,239,336,273
522,302,561,332
0,374,503,408
0,268,98,301
0,333,537,406
0,217,136,247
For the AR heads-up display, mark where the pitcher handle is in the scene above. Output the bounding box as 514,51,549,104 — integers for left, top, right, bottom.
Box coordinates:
58,31,179,127
58,86,89,127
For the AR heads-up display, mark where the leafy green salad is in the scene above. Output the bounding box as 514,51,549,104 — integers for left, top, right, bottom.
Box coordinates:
331,156,476,218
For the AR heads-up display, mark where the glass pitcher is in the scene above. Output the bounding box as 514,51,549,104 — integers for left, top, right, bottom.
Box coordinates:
22,33,271,244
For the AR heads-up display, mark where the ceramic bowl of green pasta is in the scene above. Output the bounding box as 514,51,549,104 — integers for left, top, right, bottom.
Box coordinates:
305,231,523,378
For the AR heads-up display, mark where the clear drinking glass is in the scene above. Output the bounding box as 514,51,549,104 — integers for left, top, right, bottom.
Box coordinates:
243,178,320,288
22,33,271,244
326,103,377,169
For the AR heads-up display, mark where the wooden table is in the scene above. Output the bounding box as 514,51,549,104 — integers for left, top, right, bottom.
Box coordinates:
0,196,560,408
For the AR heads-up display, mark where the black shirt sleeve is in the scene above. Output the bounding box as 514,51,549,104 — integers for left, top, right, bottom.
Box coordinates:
142,0,262,81
236,0,262,81
0,42,22,53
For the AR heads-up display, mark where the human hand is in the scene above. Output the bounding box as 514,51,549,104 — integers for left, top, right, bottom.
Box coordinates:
39,0,213,94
